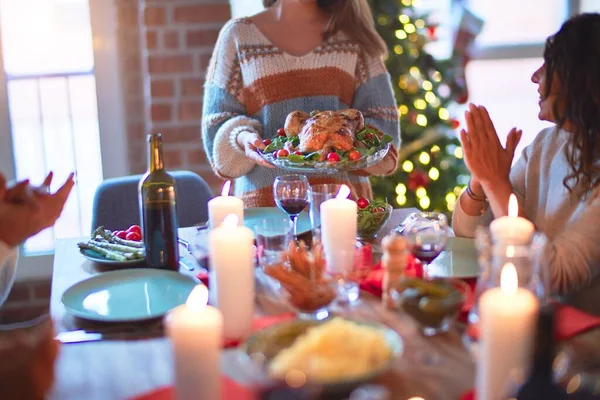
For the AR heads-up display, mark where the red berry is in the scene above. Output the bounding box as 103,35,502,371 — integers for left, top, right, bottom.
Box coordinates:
276,149,289,158
326,152,341,163
357,198,369,209
263,139,272,146
277,128,286,137
126,231,141,241
348,150,361,161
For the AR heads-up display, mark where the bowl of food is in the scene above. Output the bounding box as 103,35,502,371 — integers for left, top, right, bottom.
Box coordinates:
264,241,337,320
241,317,403,395
259,109,393,174
391,276,469,336
356,199,392,241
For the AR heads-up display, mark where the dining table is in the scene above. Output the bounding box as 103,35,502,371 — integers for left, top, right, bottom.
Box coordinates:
48,207,473,400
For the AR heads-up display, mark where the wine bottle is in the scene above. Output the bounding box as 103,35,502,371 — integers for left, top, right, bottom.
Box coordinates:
139,133,179,270
516,304,568,400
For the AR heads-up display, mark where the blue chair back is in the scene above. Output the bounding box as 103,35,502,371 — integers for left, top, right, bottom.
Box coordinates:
91,171,214,233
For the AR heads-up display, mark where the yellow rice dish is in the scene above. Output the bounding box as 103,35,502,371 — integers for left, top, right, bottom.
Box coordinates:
268,318,393,383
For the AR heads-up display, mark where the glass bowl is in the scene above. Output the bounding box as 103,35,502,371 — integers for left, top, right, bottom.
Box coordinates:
277,279,337,321
357,203,392,241
391,276,470,336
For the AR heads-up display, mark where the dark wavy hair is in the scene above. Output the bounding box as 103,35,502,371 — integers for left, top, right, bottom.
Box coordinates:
544,13,600,196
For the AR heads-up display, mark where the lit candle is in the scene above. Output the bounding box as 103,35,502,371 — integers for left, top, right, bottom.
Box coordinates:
320,185,357,273
166,285,223,400
209,214,255,340
207,180,244,228
489,194,535,245
476,263,539,399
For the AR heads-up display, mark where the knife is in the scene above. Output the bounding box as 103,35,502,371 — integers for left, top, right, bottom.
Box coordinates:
56,329,164,344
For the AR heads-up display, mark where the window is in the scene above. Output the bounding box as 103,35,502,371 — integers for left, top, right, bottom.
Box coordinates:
0,0,103,254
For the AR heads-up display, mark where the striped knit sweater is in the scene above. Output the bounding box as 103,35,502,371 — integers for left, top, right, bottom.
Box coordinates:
202,18,400,207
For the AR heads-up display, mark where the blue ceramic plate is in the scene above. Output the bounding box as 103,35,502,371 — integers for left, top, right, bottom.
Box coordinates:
427,237,479,278
79,248,145,267
244,207,312,236
61,269,200,322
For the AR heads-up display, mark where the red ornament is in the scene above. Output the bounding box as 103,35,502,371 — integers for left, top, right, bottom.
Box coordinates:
426,25,437,39
450,119,460,129
408,112,418,124
407,170,430,191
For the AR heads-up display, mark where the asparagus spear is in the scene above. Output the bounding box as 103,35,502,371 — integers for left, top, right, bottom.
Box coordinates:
94,226,144,248
88,240,145,259
78,242,128,262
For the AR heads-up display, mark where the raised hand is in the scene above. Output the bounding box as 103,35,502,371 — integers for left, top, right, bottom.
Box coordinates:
459,104,522,186
0,172,75,247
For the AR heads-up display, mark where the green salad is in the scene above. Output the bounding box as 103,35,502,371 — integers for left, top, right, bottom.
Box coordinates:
356,198,392,239
261,125,393,165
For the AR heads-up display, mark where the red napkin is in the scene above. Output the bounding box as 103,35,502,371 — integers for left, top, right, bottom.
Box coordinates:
358,253,423,298
130,376,257,400
466,304,600,343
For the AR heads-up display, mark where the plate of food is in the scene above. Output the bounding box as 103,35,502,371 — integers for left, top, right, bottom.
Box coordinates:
241,317,403,394
259,109,393,174
78,225,145,266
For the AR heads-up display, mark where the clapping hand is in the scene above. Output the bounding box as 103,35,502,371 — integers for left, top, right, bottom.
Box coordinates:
0,172,75,247
459,104,522,186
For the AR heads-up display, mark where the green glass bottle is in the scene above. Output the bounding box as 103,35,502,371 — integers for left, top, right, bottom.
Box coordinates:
139,133,179,270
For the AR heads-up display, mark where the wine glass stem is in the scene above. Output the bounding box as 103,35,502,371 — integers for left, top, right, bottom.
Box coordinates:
290,215,298,238
422,262,430,280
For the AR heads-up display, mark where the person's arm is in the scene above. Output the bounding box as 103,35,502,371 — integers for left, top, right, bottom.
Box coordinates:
202,20,266,179
546,191,600,295
351,54,400,176
0,240,17,307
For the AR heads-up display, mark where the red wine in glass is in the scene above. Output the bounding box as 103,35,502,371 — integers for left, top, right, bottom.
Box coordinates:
409,243,445,264
273,175,310,238
276,198,308,215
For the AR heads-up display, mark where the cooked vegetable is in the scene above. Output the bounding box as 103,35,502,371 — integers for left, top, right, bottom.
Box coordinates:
78,242,128,262
94,227,144,248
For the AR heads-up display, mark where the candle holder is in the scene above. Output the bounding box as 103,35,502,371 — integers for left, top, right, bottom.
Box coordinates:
465,227,548,357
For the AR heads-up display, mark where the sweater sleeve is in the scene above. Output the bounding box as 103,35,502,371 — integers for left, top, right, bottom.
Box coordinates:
546,191,600,295
451,141,530,237
202,20,262,179
0,241,18,307
352,54,400,176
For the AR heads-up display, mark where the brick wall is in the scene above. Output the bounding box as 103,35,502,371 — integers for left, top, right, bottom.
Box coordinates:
119,0,231,190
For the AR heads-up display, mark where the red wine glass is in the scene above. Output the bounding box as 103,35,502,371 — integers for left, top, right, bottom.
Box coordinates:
273,174,310,238
404,212,449,279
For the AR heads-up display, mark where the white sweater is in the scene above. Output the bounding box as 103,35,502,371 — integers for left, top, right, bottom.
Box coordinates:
0,241,17,307
453,127,600,315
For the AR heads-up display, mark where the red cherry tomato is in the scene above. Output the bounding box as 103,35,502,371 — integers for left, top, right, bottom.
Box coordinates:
277,149,289,158
357,198,370,209
348,150,361,161
263,139,272,146
277,128,286,137
126,225,142,235
126,231,142,241
294,151,303,156
326,152,341,163
365,133,374,139
115,230,127,239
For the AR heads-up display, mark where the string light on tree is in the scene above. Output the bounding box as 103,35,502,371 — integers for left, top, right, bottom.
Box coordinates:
419,152,430,165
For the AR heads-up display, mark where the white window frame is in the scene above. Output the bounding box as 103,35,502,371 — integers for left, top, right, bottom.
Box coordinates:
0,0,129,280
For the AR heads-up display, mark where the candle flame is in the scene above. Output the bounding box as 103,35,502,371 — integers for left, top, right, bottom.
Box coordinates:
222,213,238,228
500,262,518,294
506,245,515,258
186,285,209,312
508,194,518,218
221,180,231,197
336,184,351,199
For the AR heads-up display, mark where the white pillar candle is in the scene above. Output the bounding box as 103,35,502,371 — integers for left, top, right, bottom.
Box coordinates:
209,214,255,340
166,285,223,400
320,185,357,274
476,263,539,399
208,180,244,228
489,194,535,245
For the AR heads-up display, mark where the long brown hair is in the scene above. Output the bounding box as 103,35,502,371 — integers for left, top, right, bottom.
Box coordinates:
261,0,387,58
543,13,600,197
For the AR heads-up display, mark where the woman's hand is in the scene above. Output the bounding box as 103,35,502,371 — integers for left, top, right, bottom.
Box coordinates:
459,104,522,186
236,130,275,169
0,172,75,247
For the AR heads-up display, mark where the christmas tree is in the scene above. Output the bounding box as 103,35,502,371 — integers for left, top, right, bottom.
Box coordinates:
369,0,480,216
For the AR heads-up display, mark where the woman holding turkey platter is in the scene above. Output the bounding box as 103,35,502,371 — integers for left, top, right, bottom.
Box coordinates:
201,0,400,206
